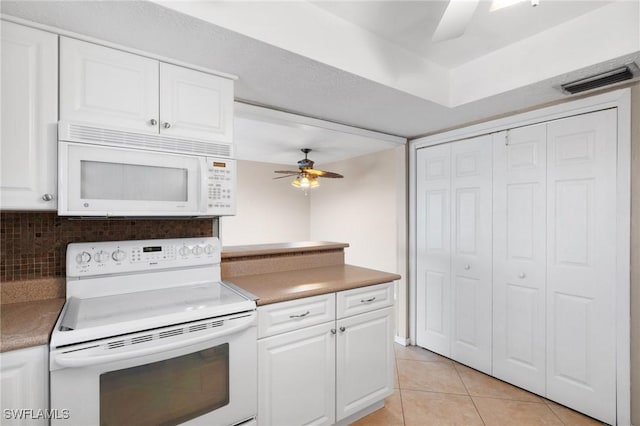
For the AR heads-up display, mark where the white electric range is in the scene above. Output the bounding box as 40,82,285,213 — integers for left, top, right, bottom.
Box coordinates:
49,237,257,426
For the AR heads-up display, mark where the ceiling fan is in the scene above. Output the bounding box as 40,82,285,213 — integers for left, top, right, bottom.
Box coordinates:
433,0,538,42
274,148,344,189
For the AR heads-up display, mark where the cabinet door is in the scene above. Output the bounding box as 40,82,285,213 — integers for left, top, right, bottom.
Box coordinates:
492,125,547,395
258,322,335,426
336,307,394,421
0,346,49,426
1,22,57,210
159,63,233,143
450,135,493,374
546,109,617,424
415,144,452,356
60,37,159,134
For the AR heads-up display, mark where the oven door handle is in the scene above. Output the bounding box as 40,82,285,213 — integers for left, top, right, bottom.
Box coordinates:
53,316,254,368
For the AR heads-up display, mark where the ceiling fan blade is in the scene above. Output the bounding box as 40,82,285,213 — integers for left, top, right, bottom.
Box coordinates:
307,169,344,178
273,174,297,180
432,0,479,43
274,170,301,174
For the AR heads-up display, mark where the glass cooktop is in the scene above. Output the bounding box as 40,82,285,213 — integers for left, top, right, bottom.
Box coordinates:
60,282,248,331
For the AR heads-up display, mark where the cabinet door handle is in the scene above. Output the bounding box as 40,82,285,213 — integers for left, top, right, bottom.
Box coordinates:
289,311,310,319
42,193,54,201
149,118,157,126
360,297,376,303
163,122,172,129
339,326,346,332
464,264,471,270
330,329,336,335
518,272,526,279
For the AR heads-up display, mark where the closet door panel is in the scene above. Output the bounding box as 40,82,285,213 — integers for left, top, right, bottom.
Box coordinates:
416,144,451,355
450,135,492,374
546,109,616,424
492,125,547,395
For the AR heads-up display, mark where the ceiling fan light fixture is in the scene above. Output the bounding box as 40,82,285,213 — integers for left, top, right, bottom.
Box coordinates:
291,177,302,188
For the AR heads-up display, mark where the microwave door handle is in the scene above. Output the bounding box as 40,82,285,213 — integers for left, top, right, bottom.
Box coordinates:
53,315,254,368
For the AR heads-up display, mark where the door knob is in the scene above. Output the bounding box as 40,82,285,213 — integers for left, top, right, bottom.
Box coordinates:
149,118,157,125
163,122,171,129
42,193,54,201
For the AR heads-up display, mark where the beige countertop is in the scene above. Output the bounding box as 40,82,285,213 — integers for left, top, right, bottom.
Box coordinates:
1,298,65,352
227,264,401,306
222,241,349,259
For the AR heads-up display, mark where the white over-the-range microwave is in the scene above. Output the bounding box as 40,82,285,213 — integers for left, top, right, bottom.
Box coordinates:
57,121,236,217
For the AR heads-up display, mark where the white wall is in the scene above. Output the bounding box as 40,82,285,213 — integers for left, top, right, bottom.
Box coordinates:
309,146,408,340
219,160,310,246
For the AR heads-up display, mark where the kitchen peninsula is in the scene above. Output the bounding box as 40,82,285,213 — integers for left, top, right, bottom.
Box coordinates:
223,241,400,426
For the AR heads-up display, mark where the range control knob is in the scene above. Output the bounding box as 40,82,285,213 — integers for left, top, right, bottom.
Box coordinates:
94,250,110,263
204,244,215,255
192,245,204,256
178,246,191,257
112,249,126,262
75,251,91,264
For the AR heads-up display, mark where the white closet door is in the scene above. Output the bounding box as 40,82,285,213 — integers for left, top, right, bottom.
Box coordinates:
546,109,617,424
492,125,547,395
450,135,493,374
416,144,452,356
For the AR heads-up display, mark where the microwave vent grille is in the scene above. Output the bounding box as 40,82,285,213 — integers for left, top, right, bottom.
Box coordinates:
64,123,232,157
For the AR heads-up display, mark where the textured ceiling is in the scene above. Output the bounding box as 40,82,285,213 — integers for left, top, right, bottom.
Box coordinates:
1,0,638,146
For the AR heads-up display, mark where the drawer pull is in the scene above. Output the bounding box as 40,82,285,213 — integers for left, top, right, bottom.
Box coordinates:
360,297,377,303
289,311,310,319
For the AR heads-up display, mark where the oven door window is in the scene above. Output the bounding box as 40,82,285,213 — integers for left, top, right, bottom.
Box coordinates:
100,344,229,426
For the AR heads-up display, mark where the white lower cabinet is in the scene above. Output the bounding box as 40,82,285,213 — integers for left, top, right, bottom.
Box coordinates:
257,283,394,426
336,307,394,421
0,345,49,426
258,322,336,426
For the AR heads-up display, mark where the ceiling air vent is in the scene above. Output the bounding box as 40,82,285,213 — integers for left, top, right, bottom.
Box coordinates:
561,63,638,95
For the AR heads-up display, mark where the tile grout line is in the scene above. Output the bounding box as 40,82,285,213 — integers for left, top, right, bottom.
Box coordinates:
452,362,487,426
394,352,407,426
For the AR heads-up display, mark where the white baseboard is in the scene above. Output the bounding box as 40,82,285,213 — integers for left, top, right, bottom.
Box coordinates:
394,335,410,346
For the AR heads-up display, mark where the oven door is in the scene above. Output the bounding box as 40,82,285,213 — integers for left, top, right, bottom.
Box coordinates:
58,141,207,216
50,312,256,426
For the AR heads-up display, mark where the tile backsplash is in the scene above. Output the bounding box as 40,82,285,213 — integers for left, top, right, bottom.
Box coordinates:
0,212,216,281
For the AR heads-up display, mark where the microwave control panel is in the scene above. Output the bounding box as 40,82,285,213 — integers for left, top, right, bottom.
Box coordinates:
206,157,236,216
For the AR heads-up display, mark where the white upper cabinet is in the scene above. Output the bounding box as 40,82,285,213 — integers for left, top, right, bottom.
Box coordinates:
60,37,159,134
159,63,233,143
60,37,234,143
1,21,58,210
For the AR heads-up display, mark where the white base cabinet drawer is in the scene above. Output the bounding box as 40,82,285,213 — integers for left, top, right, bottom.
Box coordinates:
258,293,335,339
258,321,336,426
336,282,393,319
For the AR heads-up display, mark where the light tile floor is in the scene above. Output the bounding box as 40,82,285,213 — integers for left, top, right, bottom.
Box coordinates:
352,344,606,426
